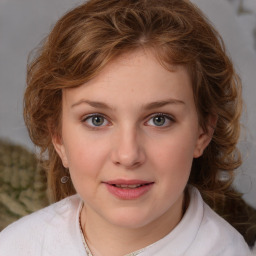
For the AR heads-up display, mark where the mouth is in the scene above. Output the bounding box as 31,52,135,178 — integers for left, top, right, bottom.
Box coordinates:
110,183,153,189
105,179,154,188
103,180,154,199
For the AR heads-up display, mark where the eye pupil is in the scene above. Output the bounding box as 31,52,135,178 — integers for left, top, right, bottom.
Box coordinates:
153,116,165,126
92,116,104,126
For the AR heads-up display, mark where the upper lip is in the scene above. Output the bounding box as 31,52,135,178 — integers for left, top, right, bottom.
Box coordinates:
103,179,154,185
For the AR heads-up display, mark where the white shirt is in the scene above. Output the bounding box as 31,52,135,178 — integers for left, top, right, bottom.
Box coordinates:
0,187,252,256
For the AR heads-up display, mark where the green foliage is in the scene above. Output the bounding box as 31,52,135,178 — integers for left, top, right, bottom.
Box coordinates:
0,139,49,230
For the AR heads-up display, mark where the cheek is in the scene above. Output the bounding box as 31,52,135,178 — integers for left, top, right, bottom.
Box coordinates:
65,138,109,196
153,135,196,163
153,145,193,204
64,135,109,178
150,136,195,180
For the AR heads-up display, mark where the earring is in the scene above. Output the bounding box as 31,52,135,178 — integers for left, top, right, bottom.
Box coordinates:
61,176,69,184
61,168,70,184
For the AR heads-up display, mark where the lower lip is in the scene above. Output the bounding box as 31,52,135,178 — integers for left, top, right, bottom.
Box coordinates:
105,183,154,200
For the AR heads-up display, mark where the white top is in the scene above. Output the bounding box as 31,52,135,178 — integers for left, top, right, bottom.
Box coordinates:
0,187,252,256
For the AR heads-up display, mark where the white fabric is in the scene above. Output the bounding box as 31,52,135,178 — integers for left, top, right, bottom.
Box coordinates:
0,187,252,256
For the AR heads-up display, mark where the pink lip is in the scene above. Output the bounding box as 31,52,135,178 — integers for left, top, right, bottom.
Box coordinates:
103,179,154,200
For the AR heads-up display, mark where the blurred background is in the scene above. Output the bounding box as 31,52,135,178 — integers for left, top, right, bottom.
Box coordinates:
0,0,256,225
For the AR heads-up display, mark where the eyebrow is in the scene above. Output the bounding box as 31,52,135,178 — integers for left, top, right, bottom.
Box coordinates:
71,99,185,110
144,99,185,110
71,100,112,110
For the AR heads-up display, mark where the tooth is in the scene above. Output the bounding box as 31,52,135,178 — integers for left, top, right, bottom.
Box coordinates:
115,184,142,188
128,184,140,188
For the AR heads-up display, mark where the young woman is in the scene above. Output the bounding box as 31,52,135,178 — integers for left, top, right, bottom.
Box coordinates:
0,0,252,255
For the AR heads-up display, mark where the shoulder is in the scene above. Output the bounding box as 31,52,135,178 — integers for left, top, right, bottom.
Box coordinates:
0,194,81,235
0,194,82,256
138,187,253,256
189,187,252,256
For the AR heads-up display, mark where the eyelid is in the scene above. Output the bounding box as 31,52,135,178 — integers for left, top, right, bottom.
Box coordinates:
81,113,102,121
146,112,175,120
81,113,111,128
145,112,175,127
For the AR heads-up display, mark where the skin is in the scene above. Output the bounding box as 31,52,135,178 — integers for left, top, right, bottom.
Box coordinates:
53,50,211,255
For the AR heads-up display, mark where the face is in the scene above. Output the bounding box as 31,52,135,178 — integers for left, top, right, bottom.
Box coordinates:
53,50,210,231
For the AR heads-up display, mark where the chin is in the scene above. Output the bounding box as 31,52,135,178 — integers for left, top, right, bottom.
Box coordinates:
104,207,157,229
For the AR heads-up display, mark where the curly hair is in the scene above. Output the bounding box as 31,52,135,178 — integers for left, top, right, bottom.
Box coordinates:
24,0,242,208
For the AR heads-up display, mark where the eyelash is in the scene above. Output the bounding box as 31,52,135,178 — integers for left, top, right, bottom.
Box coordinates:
145,113,175,127
81,113,110,130
81,113,175,129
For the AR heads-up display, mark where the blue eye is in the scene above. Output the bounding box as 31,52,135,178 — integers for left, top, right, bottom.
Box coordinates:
147,114,174,127
83,114,109,127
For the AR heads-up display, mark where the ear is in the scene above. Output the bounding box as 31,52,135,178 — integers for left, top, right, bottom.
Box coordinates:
193,114,218,158
52,134,69,168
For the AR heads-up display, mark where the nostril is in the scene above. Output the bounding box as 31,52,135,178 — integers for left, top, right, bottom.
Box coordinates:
110,137,146,168
113,159,142,169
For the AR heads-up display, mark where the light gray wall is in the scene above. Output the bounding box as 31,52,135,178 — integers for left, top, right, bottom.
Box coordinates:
0,0,255,207
193,0,256,208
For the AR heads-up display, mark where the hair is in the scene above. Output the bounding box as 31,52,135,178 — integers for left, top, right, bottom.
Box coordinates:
24,0,242,213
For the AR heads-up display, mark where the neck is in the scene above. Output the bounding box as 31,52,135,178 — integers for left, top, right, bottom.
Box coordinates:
80,193,186,256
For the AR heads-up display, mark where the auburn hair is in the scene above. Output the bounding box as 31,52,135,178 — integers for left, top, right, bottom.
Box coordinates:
24,0,242,208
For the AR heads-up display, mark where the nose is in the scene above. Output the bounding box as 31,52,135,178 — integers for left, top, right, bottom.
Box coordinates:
111,126,146,169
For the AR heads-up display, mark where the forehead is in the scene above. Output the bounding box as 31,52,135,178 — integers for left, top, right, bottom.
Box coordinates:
62,49,193,108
